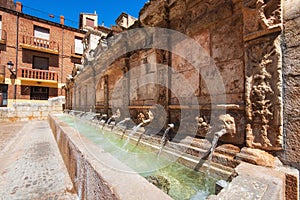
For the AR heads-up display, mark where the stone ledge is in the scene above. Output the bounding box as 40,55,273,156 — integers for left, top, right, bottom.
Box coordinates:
208,162,287,200
48,114,172,200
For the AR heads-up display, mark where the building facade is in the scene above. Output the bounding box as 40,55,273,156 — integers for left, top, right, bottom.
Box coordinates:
0,1,85,107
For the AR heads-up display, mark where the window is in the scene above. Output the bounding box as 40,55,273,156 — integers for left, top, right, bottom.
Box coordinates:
33,56,49,70
34,26,50,40
75,37,83,54
34,26,50,48
86,18,95,27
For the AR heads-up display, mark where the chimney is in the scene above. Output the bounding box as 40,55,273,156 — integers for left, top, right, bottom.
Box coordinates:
16,1,22,12
60,15,64,25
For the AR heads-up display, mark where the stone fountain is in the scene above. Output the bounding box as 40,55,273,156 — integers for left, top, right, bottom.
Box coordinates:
58,0,300,198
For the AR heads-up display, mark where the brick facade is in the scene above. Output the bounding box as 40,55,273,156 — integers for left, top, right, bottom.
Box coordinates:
0,3,85,106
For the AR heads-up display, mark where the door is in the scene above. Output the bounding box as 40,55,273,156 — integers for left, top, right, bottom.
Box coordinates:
0,84,8,107
30,86,49,100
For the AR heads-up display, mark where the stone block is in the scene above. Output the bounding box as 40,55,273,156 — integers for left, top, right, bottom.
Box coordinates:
129,79,139,101
236,147,276,167
284,46,300,75
284,85,300,117
278,118,300,167
284,0,300,20
218,59,244,94
172,56,194,73
169,0,186,20
201,59,244,96
284,17,300,48
129,65,141,79
285,172,299,200
29,105,39,111
7,111,16,118
190,29,211,55
16,111,28,118
42,111,49,117
171,69,200,99
211,16,243,63
32,111,41,118
186,0,232,32
40,105,49,112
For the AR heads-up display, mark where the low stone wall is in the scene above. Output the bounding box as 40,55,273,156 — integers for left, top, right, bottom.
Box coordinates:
0,96,65,122
48,114,172,200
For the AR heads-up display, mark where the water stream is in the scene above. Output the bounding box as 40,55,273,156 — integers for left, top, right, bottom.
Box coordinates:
122,121,146,149
58,114,216,200
205,129,226,177
157,124,174,157
113,117,130,131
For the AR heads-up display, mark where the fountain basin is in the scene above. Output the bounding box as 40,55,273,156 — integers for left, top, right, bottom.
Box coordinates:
48,114,172,200
49,113,299,200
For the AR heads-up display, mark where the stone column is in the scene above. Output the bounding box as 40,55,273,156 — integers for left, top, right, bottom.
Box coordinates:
104,75,109,114
243,0,283,150
122,57,130,118
156,50,171,123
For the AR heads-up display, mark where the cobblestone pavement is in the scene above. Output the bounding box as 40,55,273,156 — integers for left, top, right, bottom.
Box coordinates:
0,121,78,200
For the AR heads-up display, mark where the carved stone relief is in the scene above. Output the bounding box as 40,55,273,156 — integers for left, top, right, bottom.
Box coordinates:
243,0,282,41
245,35,283,150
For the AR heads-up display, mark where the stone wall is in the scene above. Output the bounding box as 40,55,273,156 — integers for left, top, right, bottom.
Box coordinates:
279,0,300,170
85,0,246,145
0,96,65,121
68,0,299,164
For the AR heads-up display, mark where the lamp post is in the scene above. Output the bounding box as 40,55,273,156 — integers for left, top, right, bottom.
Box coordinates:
7,61,16,102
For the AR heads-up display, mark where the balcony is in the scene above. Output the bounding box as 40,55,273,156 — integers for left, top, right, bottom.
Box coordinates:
0,29,7,44
20,35,59,55
18,67,58,86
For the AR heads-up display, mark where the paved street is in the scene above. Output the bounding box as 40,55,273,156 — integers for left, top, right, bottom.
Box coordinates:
0,121,78,199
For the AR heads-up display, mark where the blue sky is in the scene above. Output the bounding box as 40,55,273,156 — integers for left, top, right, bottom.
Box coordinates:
17,0,148,28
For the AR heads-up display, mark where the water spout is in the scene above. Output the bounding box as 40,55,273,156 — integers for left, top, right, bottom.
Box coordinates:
207,129,226,163
123,119,151,149
134,119,153,147
102,109,121,130
114,117,130,133
157,124,174,157
194,113,236,184
204,129,226,176
98,114,107,125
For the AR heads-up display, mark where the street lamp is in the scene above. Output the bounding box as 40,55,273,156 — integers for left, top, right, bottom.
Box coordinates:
7,61,16,102
7,61,16,78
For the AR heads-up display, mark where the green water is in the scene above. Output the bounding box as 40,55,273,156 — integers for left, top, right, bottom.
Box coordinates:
58,115,216,200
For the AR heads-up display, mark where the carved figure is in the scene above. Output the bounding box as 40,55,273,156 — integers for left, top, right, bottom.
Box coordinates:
243,0,281,34
196,114,236,138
